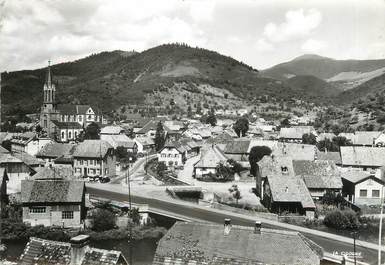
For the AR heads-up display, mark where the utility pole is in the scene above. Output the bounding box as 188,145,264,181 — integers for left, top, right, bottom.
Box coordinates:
127,157,133,265
379,186,384,265
352,231,358,265
0,72,2,132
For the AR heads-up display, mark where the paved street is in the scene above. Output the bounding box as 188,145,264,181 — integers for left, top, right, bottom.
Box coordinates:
87,183,384,265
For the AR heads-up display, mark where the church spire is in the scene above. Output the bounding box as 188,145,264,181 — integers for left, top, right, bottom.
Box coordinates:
46,60,52,86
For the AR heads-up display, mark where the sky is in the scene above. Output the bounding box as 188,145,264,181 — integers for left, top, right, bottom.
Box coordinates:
0,0,385,71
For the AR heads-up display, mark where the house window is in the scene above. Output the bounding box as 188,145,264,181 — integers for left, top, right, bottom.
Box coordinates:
359,189,367,197
175,154,179,158
62,211,74,219
79,115,82,122
88,115,92,119
69,131,72,139
30,207,46,213
80,160,83,165
90,160,93,165
75,131,78,138
96,169,101,175
105,168,108,174
372,190,380,198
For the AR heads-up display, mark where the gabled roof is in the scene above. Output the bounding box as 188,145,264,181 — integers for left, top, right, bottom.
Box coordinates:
273,143,316,161
11,132,37,145
353,131,382,146
293,160,342,190
340,170,372,184
20,237,127,265
72,140,112,158
12,151,44,166
316,151,342,164
134,137,155,146
0,168,9,183
31,166,75,180
21,179,85,204
154,222,322,265
194,145,228,168
136,120,158,134
51,120,82,129
100,126,124,135
57,104,101,115
162,141,189,154
340,146,385,167
279,126,315,139
224,140,250,154
36,142,76,158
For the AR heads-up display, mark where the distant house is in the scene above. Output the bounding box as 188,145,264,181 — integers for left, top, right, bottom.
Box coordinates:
316,132,336,142
51,121,82,142
36,142,76,166
293,160,343,199
0,152,35,193
158,142,187,168
341,170,384,205
11,132,52,156
338,132,355,143
193,145,228,180
135,120,160,138
100,125,125,135
279,126,316,143
353,131,383,146
73,140,116,178
340,146,385,176
258,156,316,218
20,235,128,265
153,221,323,265
101,134,137,153
21,179,86,227
134,137,155,154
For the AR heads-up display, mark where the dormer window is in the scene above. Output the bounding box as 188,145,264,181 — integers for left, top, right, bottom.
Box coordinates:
281,166,288,174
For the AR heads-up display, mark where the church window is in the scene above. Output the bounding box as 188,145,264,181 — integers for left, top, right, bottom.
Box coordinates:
61,131,65,139
69,131,72,139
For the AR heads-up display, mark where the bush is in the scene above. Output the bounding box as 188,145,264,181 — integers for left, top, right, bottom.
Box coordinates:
324,209,360,230
91,209,116,232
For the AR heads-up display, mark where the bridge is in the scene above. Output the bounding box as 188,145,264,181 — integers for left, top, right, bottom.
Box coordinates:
87,184,384,265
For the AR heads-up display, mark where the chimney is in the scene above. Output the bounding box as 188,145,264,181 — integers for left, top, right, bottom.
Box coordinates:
254,221,261,234
70,235,90,265
224,218,231,235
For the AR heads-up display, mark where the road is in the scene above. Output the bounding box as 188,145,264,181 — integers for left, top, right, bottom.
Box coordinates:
111,154,157,183
87,185,384,265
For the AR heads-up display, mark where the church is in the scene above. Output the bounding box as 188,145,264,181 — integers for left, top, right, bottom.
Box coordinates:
40,62,107,142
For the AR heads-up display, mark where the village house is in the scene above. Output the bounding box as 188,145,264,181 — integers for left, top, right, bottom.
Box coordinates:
158,142,187,168
153,221,323,265
20,235,128,265
36,142,76,166
135,120,161,138
10,132,52,156
292,160,343,200
72,140,116,178
340,146,385,176
51,121,82,142
341,170,384,205
316,150,342,165
279,126,316,143
134,137,155,154
258,155,316,218
100,125,125,135
12,151,44,170
0,150,35,193
21,179,86,227
193,145,228,180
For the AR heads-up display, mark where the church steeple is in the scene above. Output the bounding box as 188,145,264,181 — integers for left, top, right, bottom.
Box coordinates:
43,60,56,106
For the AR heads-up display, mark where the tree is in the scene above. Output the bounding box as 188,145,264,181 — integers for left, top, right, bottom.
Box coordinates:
84,122,100,139
91,208,116,232
1,140,12,152
233,117,249,137
228,184,242,205
35,124,42,135
154,122,165,151
156,161,167,178
302,133,317,145
249,146,272,176
206,113,217,126
116,146,128,162
280,117,290,128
